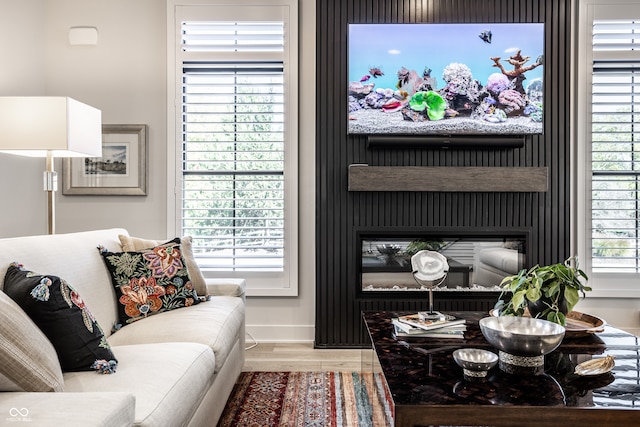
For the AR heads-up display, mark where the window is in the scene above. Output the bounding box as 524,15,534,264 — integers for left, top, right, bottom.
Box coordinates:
591,37,640,273
167,1,298,296
576,0,640,296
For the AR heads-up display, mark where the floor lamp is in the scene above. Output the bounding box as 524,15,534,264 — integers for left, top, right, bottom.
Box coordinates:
0,97,102,234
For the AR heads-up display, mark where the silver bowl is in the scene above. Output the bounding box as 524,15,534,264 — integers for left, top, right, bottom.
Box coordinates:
453,348,498,379
479,316,565,374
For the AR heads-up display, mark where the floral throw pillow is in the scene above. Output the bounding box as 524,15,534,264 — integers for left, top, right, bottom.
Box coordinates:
99,238,200,328
3,263,117,374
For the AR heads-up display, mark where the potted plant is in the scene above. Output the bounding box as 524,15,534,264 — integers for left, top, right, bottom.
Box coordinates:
494,257,591,326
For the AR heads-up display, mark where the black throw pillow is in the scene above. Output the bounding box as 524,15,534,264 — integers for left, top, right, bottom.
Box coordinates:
3,263,117,374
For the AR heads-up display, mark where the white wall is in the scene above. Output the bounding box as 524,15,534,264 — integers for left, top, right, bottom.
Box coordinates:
575,298,639,336
44,0,168,237
0,0,316,343
0,0,47,236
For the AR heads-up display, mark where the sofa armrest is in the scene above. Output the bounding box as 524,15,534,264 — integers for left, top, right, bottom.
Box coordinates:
206,278,246,298
0,392,135,426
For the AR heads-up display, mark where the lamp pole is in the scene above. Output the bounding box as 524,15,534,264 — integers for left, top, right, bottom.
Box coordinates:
44,150,57,235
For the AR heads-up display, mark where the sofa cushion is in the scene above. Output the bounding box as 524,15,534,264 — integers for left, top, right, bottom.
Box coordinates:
3,263,117,374
206,278,247,297
0,290,64,392
118,234,208,298
0,392,135,426
478,247,522,273
108,296,244,372
100,238,200,328
63,342,216,427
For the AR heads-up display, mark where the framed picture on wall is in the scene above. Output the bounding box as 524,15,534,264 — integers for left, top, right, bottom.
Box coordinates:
63,124,147,196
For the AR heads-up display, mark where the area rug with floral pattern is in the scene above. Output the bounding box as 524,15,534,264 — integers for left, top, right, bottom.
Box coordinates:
217,371,394,427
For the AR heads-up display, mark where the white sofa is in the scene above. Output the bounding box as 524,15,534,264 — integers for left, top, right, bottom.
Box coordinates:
474,246,524,286
0,228,245,427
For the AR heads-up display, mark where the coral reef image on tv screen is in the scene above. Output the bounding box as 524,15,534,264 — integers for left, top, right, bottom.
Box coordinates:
348,23,544,136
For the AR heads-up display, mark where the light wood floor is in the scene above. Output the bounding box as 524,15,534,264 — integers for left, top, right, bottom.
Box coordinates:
243,324,640,372
243,342,364,372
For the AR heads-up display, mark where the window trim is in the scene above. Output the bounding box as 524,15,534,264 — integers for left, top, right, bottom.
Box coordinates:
574,0,640,298
167,0,299,296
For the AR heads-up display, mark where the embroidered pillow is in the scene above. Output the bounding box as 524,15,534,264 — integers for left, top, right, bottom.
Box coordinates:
3,263,117,374
118,235,208,298
99,238,200,328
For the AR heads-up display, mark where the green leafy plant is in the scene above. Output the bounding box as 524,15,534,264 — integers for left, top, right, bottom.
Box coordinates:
404,239,446,257
494,257,591,326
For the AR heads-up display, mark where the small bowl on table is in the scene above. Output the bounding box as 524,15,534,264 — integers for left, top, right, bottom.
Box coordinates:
479,316,565,375
453,348,498,380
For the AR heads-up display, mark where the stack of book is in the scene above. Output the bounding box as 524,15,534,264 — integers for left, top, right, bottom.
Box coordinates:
392,312,466,339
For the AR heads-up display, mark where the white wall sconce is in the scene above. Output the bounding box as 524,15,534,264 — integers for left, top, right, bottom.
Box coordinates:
68,26,98,46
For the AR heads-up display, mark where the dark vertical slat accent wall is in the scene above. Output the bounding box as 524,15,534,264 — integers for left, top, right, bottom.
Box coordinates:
315,0,572,347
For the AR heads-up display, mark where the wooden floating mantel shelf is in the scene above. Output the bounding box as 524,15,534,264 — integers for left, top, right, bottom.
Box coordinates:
348,164,548,192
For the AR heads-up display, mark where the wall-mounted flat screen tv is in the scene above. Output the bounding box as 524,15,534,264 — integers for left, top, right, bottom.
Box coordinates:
348,23,544,136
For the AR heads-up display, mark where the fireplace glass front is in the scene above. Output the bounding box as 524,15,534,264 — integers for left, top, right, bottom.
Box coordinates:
360,233,527,293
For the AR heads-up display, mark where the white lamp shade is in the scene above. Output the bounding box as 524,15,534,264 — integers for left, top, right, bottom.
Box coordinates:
0,97,102,158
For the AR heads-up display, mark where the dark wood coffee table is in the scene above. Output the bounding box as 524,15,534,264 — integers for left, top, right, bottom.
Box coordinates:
362,311,640,427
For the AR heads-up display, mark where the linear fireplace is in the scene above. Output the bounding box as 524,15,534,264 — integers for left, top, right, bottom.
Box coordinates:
358,229,529,295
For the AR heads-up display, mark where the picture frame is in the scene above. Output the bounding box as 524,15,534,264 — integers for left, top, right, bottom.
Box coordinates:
63,124,147,196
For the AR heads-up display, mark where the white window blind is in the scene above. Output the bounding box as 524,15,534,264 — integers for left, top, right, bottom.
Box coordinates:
180,21,286,272
590,20,640,272
182,21,284,52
